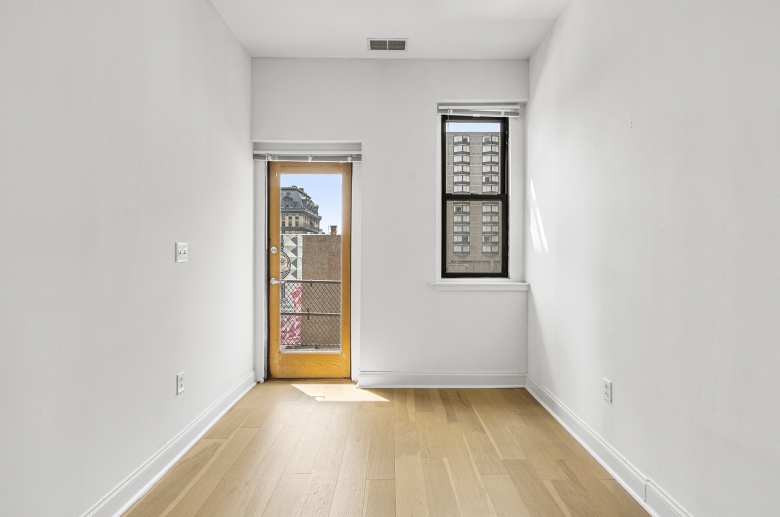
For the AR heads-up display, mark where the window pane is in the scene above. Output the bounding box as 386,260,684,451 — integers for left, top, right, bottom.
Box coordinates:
446,200,503,274
446,124,502,195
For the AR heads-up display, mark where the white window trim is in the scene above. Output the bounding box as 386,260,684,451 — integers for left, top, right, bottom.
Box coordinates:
433,104,528,292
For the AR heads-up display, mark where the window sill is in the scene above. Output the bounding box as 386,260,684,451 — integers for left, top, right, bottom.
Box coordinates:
430,281,529,292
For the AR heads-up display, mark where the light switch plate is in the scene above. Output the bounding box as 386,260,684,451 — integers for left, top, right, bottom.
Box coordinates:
175,242,188,263
603,378,612,402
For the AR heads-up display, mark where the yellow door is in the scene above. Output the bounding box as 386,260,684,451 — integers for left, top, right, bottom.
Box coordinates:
268,161,351,378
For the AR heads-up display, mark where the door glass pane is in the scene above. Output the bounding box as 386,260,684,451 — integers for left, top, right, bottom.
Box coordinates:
279,174,342,353
445,200,503,274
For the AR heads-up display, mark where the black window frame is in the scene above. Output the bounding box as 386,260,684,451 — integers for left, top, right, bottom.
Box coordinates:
441,115,509,278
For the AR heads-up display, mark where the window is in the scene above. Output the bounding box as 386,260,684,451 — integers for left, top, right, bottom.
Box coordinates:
443,116,507,277
483,202,499,213
453,202,470,213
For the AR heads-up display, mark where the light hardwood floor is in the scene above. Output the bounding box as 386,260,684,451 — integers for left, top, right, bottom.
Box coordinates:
123,381,648,517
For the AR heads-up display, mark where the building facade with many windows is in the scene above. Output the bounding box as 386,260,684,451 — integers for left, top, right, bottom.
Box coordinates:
281,186,324,234
444,129,505,275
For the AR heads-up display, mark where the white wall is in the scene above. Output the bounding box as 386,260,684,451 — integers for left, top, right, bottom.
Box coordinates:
253,58,529,386
527,1,780,515
0,1,253,515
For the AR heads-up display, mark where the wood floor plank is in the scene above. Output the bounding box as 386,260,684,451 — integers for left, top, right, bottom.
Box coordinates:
166,429,258,517
507,424,569,481
329,427,372,517
406,389,417,422
364,479,395,517
204,407,251,439
521,414,576,460
446,390,474,413
500,389,537,416
124,441,221,517
558,460,625,517
549,480,599,517
414,389,433,412
601,480,650,517
367,407,395,479
364,388,395,407
503,460,565,517
293,393,318,412
416,412,446,458
350,403,375,428
261,473,309,517
279,383,307,401
467,393,524,460
481,389,524,425
242,400,298,428
394,421,429,517
544,480,575,517
193,405,295,517
531,410,613,480
429,389,449,423
517,388,544,409
457,413,505,475
421,457,462,517
286,401,336,474
393,388,410,422
437,389,458,422
482,474,531,517
295,403,354,517
439,423,492,517
227,411,311,517
233,382,286,409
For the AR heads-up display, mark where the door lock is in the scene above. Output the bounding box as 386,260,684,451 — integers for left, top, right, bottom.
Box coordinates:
270,278,279,285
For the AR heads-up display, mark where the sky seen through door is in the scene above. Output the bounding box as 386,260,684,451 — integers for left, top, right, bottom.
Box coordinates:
282,173,342,233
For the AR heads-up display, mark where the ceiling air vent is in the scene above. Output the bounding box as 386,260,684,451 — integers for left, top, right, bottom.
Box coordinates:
367,39,408,51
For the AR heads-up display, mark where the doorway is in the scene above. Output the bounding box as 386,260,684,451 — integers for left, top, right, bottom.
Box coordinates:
268,161,351,378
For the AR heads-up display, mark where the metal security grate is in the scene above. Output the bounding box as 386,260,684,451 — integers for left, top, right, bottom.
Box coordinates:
280,280,341,351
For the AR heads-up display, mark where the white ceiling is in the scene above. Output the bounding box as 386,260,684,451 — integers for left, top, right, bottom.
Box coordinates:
210,0,569,59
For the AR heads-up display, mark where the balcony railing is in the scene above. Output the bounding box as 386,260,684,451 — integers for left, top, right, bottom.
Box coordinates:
280,279,341,352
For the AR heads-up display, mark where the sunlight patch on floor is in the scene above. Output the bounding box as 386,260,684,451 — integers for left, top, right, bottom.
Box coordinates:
291,383,389,402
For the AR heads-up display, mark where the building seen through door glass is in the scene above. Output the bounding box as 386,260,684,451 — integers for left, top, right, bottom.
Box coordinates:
279,176,342,352
443,117,508,277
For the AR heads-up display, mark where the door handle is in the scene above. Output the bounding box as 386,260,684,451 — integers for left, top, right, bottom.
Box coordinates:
270,278,279,285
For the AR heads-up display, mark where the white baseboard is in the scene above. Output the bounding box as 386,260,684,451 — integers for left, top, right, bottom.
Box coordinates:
357,371,526,388
80,371,257,517
525,376,692,517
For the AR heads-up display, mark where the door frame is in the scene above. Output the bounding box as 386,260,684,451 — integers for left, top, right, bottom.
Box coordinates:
267,161,352,378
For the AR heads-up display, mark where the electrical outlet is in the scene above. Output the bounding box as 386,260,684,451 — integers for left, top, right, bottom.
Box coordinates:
175,242,188,263
177,372,185,394
603,378,612,402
